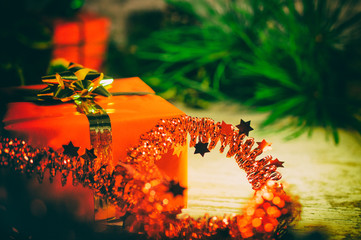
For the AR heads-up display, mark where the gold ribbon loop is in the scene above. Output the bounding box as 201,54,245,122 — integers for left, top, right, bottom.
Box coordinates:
38,62,115,175
38,63,113,102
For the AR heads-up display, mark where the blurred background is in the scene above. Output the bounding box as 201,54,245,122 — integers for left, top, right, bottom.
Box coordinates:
1,0,361,239
1,0,360,143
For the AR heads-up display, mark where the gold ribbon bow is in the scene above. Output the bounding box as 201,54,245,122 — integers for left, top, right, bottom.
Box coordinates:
38,63,113,102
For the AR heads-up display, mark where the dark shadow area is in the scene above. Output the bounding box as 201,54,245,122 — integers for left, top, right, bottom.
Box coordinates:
280,227,330,240
0,0,84,87
0,169,145,240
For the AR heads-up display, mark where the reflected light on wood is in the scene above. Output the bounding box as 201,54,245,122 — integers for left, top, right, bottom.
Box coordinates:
182,143,255,217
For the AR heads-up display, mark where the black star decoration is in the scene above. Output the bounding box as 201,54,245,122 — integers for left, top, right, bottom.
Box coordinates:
81,148,97,161
194,141,210,157
236,119,254,136
270,158,284,168
62,141,80,157
167,180,186,197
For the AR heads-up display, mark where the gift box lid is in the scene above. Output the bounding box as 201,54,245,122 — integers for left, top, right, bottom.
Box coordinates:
1,77,185,161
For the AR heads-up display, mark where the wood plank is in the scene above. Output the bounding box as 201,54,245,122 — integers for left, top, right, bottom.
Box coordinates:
176,102,361,239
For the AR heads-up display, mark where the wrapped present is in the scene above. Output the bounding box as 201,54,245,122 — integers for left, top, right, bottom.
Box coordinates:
52,12,110,70
0,64,187,221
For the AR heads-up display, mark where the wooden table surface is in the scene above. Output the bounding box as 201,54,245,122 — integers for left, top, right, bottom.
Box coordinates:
175,102,361,240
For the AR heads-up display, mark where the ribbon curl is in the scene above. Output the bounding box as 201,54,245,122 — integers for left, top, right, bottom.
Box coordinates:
38,63,113,102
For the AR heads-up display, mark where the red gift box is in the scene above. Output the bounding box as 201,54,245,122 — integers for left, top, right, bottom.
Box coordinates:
52,12,110,71
1,77,187,221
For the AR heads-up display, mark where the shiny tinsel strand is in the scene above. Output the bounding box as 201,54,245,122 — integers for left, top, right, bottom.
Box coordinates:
0,115,301,239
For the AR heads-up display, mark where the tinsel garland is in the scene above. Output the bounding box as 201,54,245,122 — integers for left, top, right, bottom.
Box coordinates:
0,115,301,239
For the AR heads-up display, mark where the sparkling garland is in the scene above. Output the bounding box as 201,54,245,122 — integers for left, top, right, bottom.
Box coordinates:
0,115,301,239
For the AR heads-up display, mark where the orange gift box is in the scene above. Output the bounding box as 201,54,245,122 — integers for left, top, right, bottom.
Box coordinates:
52,12,110,70
1,77,187,221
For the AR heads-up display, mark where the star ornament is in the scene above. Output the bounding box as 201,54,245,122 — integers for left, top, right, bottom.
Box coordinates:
194,141,210,157
81,148,97,161
270,158,284,168
236,119,253,136
62,141,80,157
172,144,184,157
167,180,186,197
256,139,272,151
220,121,233,135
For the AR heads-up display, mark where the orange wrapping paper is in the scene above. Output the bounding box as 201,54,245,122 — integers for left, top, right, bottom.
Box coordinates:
2,77,187,221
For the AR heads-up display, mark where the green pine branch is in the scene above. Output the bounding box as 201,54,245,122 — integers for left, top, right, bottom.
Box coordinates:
134,0,361,144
